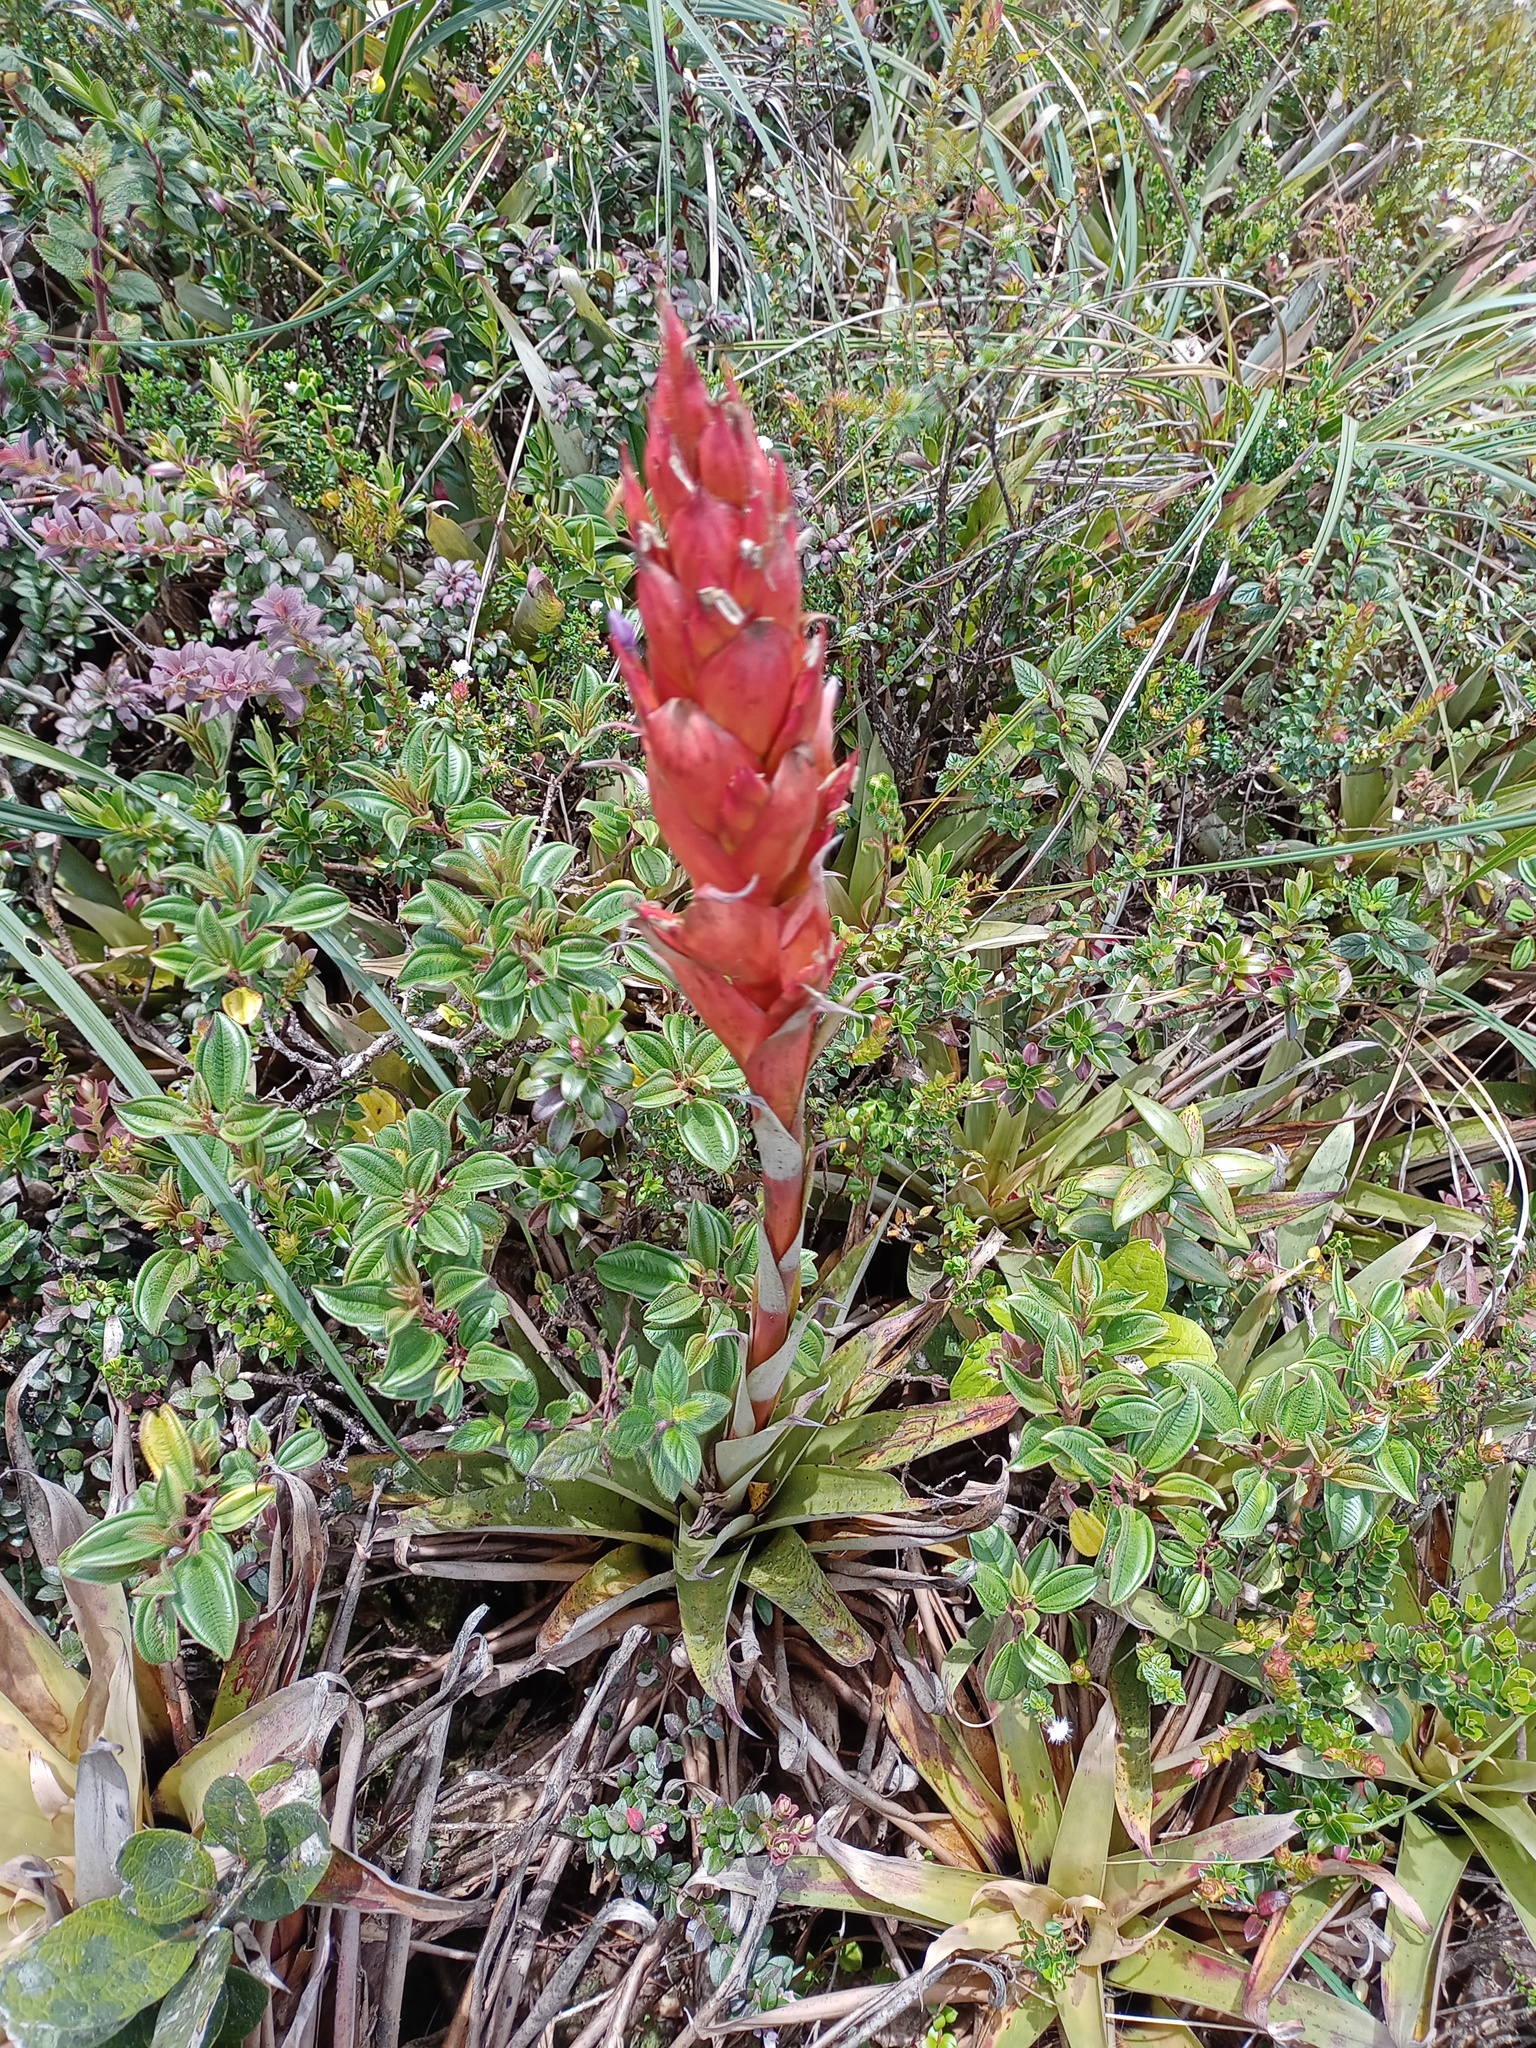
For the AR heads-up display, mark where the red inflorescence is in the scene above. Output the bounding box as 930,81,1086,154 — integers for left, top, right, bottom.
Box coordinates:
610,304,854,1138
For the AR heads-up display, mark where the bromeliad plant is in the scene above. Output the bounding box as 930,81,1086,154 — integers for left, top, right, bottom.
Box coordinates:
382,304,1007,1704
0,1474,455,2041
716,1695,1381,2048
405,1218,1016,1705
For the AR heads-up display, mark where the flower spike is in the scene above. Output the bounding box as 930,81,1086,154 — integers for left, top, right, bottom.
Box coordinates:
612,303,854,1427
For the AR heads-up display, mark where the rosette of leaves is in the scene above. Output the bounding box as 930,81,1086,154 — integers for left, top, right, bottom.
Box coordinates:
520,991,631,1143
1330,878,1436,988
955,1242,1437,1629
380,1219,1017,1707
313,1089,539,1434
708,1697,1376,2048
626,1013,745,1173
138,823,351,1018
944,1526,1099,1704
56,1398,324,1665
1065,1093,1275,1284
394,816,634,1038
328,717,513,852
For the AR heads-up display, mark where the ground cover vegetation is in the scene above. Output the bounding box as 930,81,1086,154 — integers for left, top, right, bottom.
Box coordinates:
0,0,1533,2039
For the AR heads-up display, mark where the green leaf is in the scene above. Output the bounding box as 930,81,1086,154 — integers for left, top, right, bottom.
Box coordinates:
1031,1564,1098,1614
766,1466,913,1524
270,883,350,931
675,1537,748,1704
1015,1633,1073,1685
445,1153,522,1194
117,1096,206,1137
1382,1814,1469,2048
1276,1119,1354,1269
200,1777,265,1863
59,1509,170,1583
1164,1360,1242,1436
192,1016,251,1114
1136,1391,1202,1473
1104,1508,1157,1603
273,1428,327,1473
1110,1637,1154,1854
986,1637,1030,1700
1324,1483,1376,1551
0,1899,197,2048
1125,1090,1192,1157
118,1832,218,1929
676,1099,740,1172
593,1242,691,1299
1111,1164,1174,1228
150,1927,231,2048
1181,1154,1241,1236
171,1540,240,1661
1049,1700,1117,1900
240,1804,331,1921
312,1280,394,1332
334,1144,407,1199
1141,1311,1219,1369
652,1422,704,1496
134,1594,180,1665
1222,1469,1278,1544
212,1969,267,2048
1375,1437,1421,1505
133,1249,198,1338
1101,1239,1168,1311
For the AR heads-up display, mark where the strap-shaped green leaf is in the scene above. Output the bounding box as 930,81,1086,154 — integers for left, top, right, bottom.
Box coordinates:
674,1533,748,1706
744,1528,872,1666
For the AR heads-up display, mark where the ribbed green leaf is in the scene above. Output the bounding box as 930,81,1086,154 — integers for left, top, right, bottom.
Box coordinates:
172,1539,240,1660
133,1247,198,1336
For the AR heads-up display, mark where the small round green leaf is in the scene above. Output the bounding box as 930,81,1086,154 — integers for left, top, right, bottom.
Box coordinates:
118,1829,218,1927
201,1776,266,1863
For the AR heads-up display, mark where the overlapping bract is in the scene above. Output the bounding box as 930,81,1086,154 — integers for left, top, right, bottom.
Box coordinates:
610,306,853,1136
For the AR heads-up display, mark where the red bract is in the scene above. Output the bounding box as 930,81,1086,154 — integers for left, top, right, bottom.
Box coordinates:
612,304,854,1425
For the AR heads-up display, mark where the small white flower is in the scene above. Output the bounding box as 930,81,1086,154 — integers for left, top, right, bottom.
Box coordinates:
451,658,472,678
1044,1716,1074,1745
